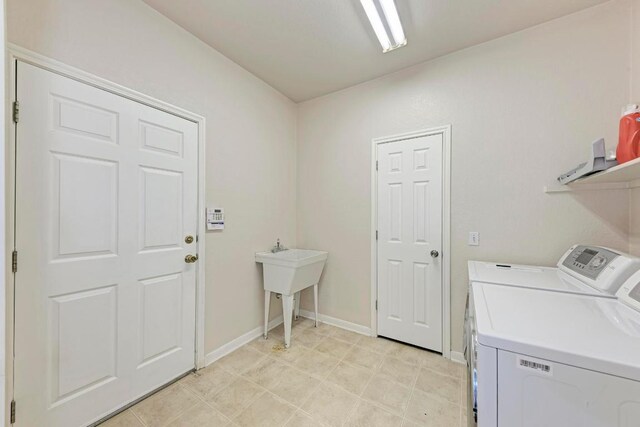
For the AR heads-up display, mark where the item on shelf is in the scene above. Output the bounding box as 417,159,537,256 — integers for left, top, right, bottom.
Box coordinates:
617,104,640,165
557,138,618,184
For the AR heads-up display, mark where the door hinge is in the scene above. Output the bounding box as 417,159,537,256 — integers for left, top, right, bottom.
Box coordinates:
12,101,19,124
376,160,378,171
375,300,378,311
11,250,17,273
375,230,378,240
10,399,15,424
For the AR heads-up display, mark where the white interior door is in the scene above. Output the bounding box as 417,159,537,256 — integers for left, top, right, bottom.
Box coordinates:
377,134,443,351
13,61,198,427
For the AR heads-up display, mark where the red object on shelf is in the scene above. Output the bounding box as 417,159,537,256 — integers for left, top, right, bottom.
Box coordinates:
617,104,640,164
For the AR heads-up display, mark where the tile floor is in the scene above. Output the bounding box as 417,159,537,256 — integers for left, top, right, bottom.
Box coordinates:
101,318,468,427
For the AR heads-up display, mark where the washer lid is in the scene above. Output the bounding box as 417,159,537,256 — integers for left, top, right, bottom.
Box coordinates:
472,282,640,381
468,261,611,297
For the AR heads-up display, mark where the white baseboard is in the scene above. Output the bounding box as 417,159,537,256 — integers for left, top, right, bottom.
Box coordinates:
300,309,462,365
204,309,461,368
204,315,283,366
204,311,373,368
450,351,466,365
298,309,372,336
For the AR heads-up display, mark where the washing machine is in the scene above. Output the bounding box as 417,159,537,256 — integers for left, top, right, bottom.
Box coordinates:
466,274,640,426
464,244,640,426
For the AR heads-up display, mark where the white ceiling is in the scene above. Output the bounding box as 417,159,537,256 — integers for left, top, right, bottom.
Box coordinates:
143,0,609,102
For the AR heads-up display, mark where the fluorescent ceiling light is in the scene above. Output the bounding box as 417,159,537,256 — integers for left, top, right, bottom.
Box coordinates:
379,0,406,48
360,0,392,52
360,0,406,53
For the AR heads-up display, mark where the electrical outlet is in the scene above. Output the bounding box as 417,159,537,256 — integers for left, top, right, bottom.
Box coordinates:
468,232,479,246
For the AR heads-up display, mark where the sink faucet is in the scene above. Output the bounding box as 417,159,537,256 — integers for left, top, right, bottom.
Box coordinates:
271,238,288,253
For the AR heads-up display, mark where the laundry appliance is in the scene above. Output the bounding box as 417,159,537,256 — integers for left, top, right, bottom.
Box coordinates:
464,244,640,426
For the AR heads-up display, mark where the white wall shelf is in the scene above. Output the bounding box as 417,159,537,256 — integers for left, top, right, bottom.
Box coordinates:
545,157,640,193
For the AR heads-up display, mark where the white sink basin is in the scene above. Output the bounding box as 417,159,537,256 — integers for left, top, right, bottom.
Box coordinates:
255,249,328,294
255,249,328,268
256,248,328,348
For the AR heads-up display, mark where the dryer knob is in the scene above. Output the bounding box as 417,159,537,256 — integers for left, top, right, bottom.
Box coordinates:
591,256,606,269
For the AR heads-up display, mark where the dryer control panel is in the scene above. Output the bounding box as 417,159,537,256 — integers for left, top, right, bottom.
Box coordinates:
558,244,640,294
560,245,618,279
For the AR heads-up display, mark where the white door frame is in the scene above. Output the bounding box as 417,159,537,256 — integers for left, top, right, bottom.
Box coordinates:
5,44,207,424
370,126,451,359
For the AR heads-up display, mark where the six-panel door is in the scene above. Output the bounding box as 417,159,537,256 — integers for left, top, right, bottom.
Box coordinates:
14,61,198,426
377,134,443,351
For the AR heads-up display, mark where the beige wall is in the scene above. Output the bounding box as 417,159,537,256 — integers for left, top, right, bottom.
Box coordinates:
629,0,640,256
6,0,639,359
6,0,298,354
631,190,640,255
297,0,632,353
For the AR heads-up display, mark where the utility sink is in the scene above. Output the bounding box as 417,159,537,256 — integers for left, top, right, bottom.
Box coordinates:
256,249,328,348
255,249,328,294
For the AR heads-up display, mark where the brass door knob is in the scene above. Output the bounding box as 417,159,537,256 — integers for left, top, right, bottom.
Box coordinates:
185,254,199,263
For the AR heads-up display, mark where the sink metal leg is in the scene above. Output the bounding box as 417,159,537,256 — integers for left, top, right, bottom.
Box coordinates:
264,290,270,339
294,291,301,320
313,284,319,328
282,294,294,348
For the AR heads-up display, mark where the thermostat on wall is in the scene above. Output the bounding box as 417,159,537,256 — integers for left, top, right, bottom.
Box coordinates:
206,207,224,230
